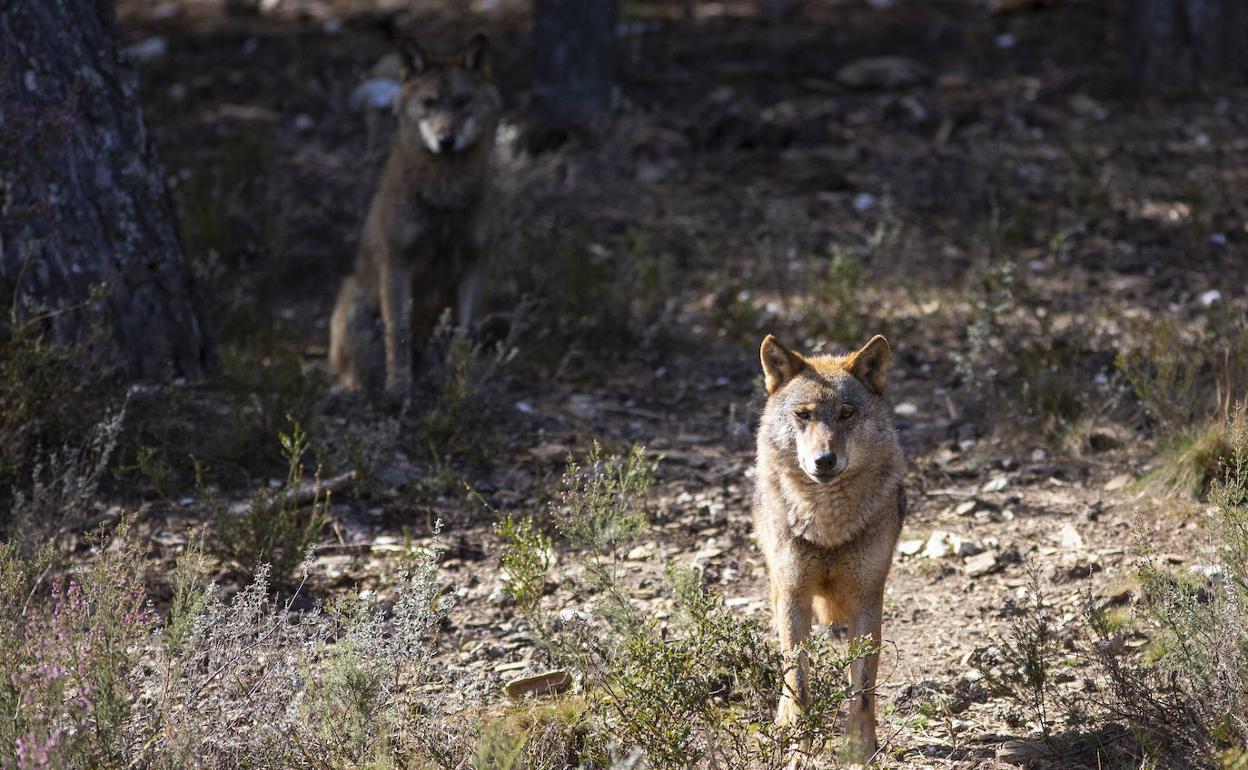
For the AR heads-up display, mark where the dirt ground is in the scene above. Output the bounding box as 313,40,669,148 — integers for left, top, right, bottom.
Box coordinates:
108,0,1248,766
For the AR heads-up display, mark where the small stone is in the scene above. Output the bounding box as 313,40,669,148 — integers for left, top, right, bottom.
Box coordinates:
954,500,978,516
125,36,168,63
982,475,1009,493
893,402,918,417
1104,473,1131,492
922,530,961,559
835,56,930,90
626,543,655,561
897,538,925,557
1199,289,1223,307
964,551,999,577
503,669,571,700
1059,524,1084,552
997,739,1048,762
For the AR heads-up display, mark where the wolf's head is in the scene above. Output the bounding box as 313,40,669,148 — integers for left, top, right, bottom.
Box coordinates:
758,335,897,485
396,34,501,155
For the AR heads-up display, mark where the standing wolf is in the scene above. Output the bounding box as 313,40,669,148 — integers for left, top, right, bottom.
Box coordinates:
329,34,502,400
753,334,907,761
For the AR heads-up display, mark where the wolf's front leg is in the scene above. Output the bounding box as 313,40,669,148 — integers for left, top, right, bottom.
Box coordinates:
773,585,814,726
456,259,483,332
844,586,884,761
380,257,414,404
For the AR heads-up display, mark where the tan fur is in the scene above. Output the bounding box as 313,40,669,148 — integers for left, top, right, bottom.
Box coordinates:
329,35,502,401
753,334,907,763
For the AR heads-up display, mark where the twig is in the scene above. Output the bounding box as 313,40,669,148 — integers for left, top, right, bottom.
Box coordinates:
226,470,357,516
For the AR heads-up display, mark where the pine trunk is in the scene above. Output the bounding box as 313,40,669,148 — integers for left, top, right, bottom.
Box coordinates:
533,0,617,131
1130,0,1248,92
0,0,209,381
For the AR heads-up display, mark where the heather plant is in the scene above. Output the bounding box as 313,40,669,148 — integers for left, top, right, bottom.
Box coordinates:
0,520,155,770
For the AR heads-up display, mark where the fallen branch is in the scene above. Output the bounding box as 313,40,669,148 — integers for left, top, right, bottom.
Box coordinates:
227,470,358,516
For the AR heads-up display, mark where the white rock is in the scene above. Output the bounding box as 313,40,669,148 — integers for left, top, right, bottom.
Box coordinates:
350,77,400,111
1103,473,1131,492
898,536,928,556
964,551,998,577
922,530,961,559
125,36,168,63
897,538,925,557
982,475,1009,493
1199,289,1223,307
893,402,918,417
1059,523,1084,552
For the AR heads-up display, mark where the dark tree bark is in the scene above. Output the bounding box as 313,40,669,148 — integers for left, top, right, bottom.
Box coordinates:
0,0,209,381
1130,0,1248,92
533,0,617,132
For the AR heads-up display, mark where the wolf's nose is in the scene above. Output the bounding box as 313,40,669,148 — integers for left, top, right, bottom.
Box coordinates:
438,136,455,152
814,453,838,474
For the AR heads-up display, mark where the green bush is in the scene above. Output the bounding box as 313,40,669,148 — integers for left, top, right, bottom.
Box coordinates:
212,419,327,584
1117,315,1248,497
980,407,1248,768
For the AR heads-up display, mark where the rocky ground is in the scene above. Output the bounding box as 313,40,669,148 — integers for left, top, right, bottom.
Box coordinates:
101,0,1248,766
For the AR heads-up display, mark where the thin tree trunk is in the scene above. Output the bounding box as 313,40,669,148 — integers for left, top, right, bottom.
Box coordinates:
533,0,617,132
1130,0,1248,92
0,0,209,381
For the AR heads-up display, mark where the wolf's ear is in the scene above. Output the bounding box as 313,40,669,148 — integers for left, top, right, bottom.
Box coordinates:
846,335,891,395
760,335,805,395
462,34,491,76
399,41,427,80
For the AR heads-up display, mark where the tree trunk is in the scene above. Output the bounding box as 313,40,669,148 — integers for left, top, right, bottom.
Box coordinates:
0,0,209,381
1130,0,1248,92
532,0,617,132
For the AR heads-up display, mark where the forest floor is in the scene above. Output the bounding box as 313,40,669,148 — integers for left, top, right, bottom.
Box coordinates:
92,0,1248,766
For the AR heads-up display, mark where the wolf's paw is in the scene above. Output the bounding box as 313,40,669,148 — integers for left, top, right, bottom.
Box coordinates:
775,698,802,727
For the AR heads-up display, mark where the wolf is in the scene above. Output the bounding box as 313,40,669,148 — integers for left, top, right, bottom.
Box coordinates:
329,34,502,401
752,333,907,762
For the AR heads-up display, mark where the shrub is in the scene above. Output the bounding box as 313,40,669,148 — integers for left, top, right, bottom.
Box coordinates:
1,507,453,770
497,443,867,768
0,301,121,533
951,259,1112,443
211,419,327,584
1117,314,1248,497
804,247,871,347
128,533,453,770
416,317,515,465
0,519,156,770
980,407,1248,767
5,406,126,546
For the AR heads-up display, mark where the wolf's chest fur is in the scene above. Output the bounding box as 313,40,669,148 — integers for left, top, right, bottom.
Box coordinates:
757,443,904,552
782,468,900,551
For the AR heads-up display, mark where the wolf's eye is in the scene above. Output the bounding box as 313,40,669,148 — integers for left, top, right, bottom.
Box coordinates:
452,94,472,110
794,408,813,422
421,96,438,109
839,405,856,420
